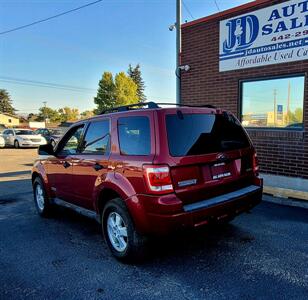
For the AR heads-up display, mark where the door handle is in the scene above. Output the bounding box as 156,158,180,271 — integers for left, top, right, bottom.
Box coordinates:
93,163,104,171
63,161,71,169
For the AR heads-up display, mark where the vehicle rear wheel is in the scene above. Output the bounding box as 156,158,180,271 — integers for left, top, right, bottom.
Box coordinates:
102,198,147,263
14,140,19,149
33,177,53,217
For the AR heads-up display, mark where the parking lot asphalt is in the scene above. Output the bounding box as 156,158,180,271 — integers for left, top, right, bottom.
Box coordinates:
0,149,308,299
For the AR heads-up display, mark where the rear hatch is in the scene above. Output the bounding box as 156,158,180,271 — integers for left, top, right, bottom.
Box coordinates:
164,109,256,205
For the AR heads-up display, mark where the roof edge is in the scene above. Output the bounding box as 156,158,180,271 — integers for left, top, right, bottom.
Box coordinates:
182,0,270,28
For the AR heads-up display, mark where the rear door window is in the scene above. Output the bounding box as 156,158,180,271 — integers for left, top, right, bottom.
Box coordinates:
166,113,250,157
81,120,110,155
118,116,150,155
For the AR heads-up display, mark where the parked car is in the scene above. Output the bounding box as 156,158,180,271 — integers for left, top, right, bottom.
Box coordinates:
32,102,263,262
2,128,47,148
0,135,5,148
34,128,64,147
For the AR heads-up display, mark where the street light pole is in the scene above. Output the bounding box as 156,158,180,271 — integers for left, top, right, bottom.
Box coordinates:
176,0,182,105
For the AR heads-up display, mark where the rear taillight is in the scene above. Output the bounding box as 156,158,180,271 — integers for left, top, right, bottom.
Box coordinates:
143,165,174,194
252,152,259,175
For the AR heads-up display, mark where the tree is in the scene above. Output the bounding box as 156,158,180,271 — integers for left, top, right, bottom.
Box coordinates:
128,64,146,102
37,106,60,123
94,72,116,112
0,89,15,114
80,110,94,119
58,107,79,122
294,108,303,123
114,72,138,106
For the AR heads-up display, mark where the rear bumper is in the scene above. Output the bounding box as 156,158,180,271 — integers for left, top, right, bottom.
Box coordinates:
132,181,263,235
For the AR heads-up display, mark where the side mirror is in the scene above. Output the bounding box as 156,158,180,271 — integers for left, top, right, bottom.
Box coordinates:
38,143,54,155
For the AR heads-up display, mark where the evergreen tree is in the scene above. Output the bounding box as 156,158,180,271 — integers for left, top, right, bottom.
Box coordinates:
127,64,146,102
94,72,116,112
0,89,15,114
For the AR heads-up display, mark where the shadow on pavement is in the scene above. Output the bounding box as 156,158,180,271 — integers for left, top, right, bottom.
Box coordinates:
0,170,31,178
0,179,32,199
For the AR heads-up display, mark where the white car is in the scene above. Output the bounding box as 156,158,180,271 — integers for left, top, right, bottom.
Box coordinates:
2,128,47,148
0,135,5,148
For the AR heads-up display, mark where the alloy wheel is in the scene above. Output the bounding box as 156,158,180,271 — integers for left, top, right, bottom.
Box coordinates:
107,212,128,252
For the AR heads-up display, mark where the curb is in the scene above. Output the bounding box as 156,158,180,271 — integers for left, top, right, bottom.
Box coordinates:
263,194,308,209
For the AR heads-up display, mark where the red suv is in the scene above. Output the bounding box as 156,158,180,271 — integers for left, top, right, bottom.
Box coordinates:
32,102,262,261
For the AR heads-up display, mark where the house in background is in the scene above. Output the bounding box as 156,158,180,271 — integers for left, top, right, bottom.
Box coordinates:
0,113,20,127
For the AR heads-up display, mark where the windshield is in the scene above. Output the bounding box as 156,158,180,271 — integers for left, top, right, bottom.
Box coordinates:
15,130,35,135
166,113,250,157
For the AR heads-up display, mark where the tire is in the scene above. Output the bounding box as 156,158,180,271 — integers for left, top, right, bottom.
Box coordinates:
14,140,19,149
33,177,53,217
102,198,147,263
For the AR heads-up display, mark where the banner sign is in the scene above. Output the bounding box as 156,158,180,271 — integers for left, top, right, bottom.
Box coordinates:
219,0,308,71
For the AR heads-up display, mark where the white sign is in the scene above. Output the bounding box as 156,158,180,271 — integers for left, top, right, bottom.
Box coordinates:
219,0,308,71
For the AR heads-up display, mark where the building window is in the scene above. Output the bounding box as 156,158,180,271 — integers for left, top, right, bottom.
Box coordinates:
8,119,12,123
241,75,305,129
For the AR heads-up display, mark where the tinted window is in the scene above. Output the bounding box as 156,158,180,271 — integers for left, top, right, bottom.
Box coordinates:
81,120,110,155
241,76,304,129
166,113,250,157
61,125,84,155
118,116,150,155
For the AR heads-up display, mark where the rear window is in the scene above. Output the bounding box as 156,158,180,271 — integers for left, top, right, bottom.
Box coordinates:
118,116,150,156
166,113,250,157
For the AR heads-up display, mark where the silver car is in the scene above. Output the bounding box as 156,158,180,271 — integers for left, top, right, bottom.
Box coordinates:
2,128,47,148
0,135,5,148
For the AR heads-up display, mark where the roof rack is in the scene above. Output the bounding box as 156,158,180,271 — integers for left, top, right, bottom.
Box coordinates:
156,103,217,109
100,102,159,115
99,102,216,115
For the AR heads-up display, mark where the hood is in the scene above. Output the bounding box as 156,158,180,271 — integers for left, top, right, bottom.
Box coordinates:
18,134,43,139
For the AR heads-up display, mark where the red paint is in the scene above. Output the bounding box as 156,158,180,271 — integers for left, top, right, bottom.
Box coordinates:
32,106,262,235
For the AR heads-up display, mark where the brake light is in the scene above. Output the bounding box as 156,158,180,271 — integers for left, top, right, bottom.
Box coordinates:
143,165,174,194
253,152,259,175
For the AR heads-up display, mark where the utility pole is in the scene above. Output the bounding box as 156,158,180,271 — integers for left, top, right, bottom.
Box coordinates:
287,81,291,125
43,101,47,127
176,0,182,104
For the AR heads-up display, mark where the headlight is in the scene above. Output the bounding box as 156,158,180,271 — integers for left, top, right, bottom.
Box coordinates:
22,138,30,141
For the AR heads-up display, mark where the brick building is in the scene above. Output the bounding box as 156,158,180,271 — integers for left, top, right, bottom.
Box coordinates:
181,0,308,190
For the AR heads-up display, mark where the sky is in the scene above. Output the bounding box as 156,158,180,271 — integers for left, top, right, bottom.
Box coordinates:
0,0,252,114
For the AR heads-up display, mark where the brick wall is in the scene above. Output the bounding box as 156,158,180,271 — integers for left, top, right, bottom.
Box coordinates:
181,0,308,179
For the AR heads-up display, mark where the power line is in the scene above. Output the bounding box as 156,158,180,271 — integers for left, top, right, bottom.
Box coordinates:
213,0,220,12
0,0,104,35
0,76,96,92
182,0,194,20
0,79,95,94
0,76,175,101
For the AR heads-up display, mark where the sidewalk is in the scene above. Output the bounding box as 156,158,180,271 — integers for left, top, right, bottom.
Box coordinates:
261,173,308,209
